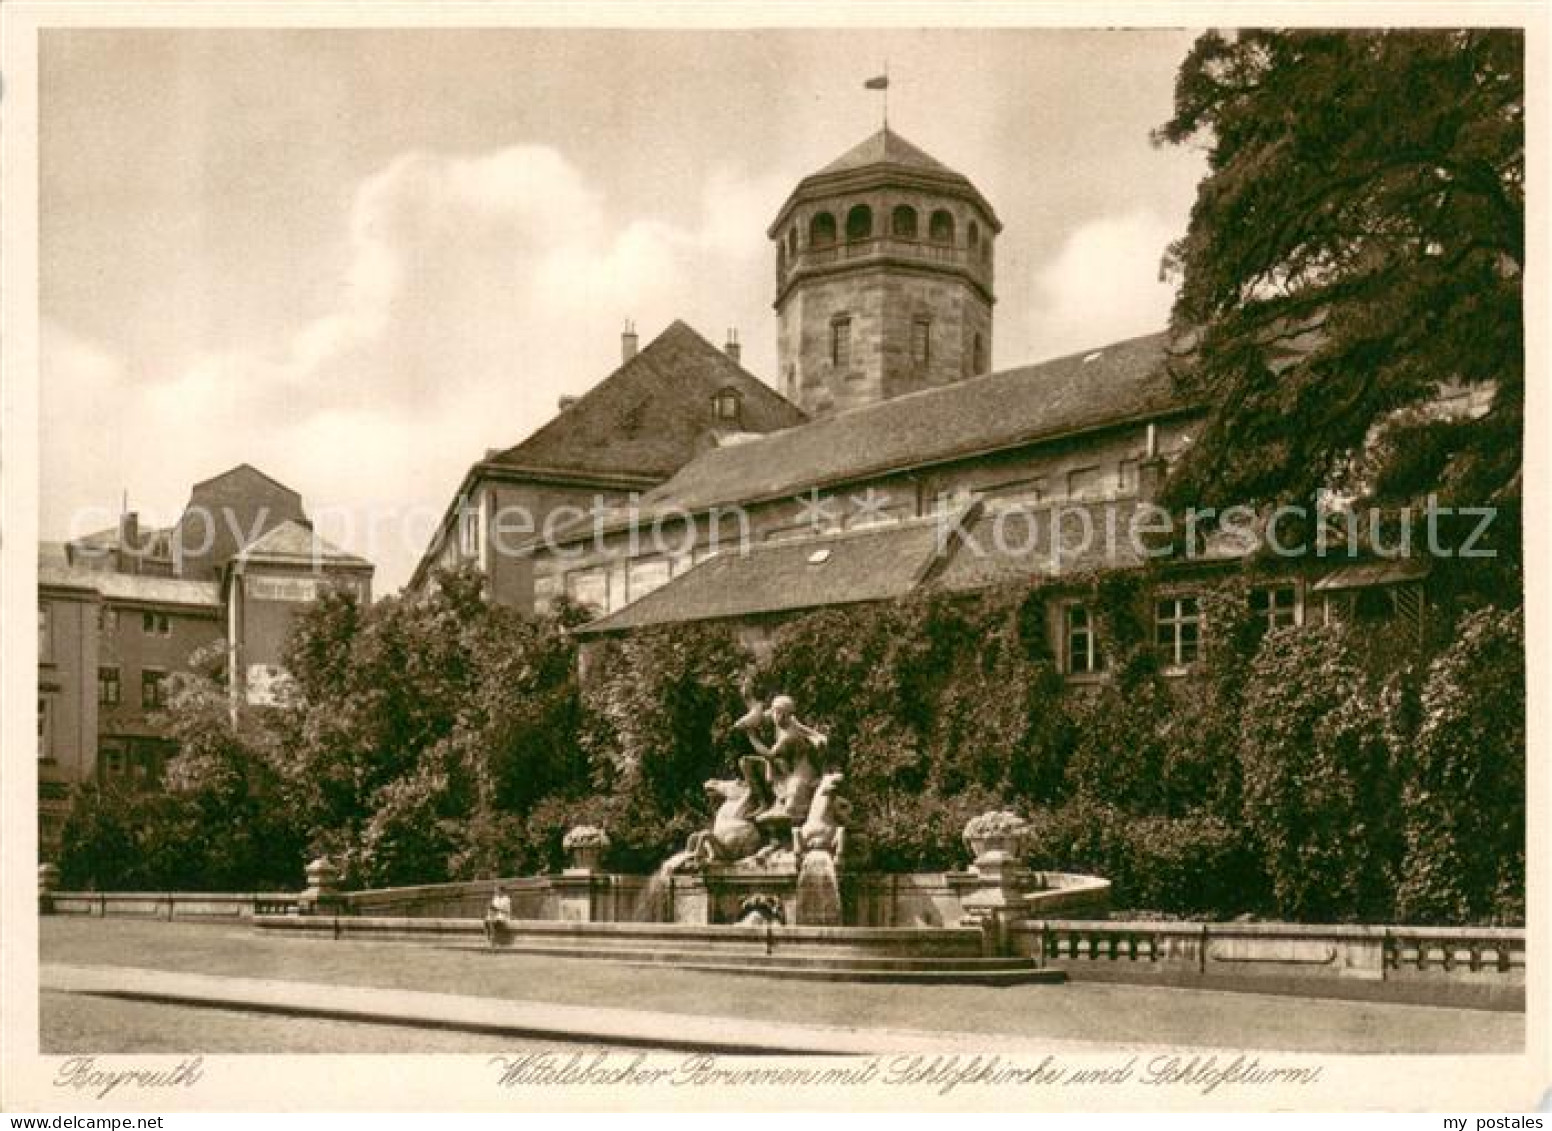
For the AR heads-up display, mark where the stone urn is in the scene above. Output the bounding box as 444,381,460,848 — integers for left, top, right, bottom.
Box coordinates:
299,855,344,915
963,811,1030,869
562,825,610,874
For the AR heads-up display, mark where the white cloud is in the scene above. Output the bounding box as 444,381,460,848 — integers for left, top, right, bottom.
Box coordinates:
1020,210,1179,361
42,145,781,592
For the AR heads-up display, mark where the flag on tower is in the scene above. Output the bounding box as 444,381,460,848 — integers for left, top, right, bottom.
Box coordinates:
864,75,889,90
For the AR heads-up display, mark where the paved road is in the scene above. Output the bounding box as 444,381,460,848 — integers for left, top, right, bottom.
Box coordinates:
40,918,1524,1055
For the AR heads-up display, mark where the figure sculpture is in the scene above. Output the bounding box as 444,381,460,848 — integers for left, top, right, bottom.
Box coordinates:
660,691,844,877
737,692,831,851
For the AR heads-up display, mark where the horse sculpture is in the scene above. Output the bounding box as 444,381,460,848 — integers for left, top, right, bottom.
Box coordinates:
683,776,764,866
795,771,847,862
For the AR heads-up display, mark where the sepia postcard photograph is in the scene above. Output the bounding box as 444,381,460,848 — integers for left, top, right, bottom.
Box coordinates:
1,0,1547,1115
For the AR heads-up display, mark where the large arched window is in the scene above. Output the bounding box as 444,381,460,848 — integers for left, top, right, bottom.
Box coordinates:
846,204,874,242
929,209,955,244
891,205,918,239
810,212,837,247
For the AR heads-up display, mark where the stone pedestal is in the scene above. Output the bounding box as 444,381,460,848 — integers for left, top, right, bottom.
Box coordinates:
551,871,599,922
298,856,346,916
702,865,800,925
961,849,1032,957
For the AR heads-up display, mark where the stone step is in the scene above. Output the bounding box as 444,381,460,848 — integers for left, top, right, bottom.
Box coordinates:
488,924,985,958
477,941,1031,971
460,943,1063,985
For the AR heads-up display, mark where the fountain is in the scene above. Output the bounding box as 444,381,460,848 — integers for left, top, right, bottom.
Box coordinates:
254,691,1109,985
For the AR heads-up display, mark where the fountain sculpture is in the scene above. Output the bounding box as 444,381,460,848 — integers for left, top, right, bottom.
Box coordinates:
638,692,847,925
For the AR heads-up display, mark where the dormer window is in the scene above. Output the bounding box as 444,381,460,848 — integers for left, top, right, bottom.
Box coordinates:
713,387,743,424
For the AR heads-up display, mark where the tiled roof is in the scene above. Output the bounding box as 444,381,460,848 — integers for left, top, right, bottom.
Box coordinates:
930,499,1154,592
574,517,955,635
622,332,1185,519
38,546,221,609
490,321,807,480
815,127,967,180
236,520,372,568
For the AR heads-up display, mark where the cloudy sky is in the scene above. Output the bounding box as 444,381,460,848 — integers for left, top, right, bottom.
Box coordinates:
40,26,1207,592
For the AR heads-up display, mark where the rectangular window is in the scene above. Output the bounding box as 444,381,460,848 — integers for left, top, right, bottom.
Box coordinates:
831,317,852,370
141,669,167,710
38,606,51,662
911,318,931,366
565,568,608,614
458,497,481,559
1156,596,1203,668
141,611,170,636
98,666,121,706
38,697,50,759
102,744,128,780
1065,605,1104,675
1251,585,1299,631
99,607,119,635
626,558,672,603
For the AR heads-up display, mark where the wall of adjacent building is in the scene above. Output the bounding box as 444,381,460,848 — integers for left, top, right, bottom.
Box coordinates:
96,600,223,786
38,587,100,858
230,564,372,705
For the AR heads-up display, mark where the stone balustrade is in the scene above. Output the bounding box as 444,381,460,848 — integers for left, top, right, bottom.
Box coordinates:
1020,919,1524,1010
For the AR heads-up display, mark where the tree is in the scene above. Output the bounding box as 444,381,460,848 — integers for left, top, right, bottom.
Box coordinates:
1239,624,1399,920
1393,605,1525,923
1157,30,1522,514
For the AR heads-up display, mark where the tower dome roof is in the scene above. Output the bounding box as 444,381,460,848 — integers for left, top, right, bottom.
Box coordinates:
768,126,1001,236
813,126,967,179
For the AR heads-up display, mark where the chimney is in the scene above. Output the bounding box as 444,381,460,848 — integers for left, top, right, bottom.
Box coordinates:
1138,423,1167,500
117,511,140,574
558,395,578,412
724,327,741,365
621,319,638,363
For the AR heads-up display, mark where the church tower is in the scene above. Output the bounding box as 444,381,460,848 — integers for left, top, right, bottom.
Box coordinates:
768,127,1000,418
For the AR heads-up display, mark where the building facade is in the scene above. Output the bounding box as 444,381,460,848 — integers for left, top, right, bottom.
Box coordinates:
37,465,373,858
415,125,1432,674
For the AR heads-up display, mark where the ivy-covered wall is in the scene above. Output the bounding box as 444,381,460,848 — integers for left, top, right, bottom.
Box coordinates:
58,564,1524,926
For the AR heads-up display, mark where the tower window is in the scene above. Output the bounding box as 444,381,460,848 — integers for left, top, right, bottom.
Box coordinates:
891,205,918,239
968,221,980,250
845,204,873,242
831,317,853,371
911,317,931,367
809,212,836,247
788,227,798,256
929,209,955,244
972,333,985,375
